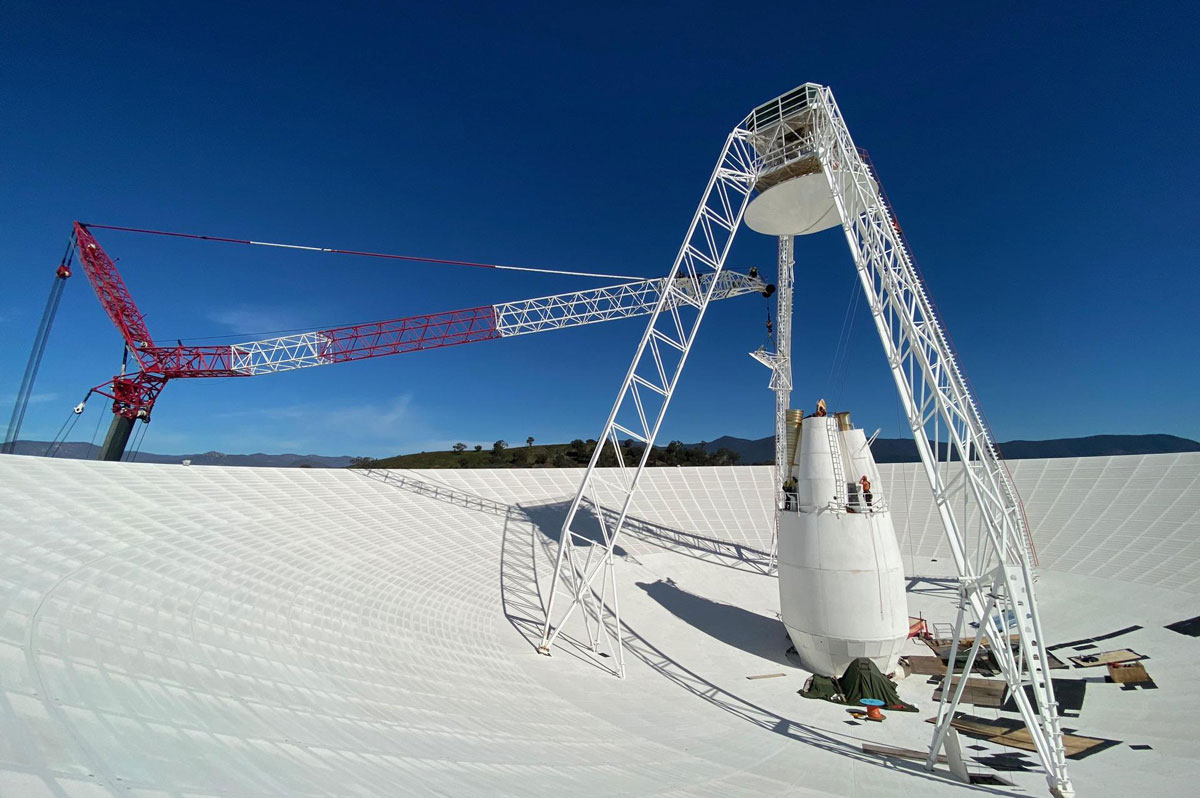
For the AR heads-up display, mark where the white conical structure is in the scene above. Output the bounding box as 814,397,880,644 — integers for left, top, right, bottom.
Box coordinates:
778,413,908,676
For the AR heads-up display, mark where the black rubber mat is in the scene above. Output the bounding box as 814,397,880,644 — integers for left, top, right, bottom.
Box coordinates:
972,753,1036,772
1165,615,1200,637
1048,625,1143,651
1002,678,1086,713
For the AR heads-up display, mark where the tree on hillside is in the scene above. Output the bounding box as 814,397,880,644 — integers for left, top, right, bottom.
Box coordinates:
596,443,617,467
712,447,740,466
492,440,508,454
349,457,376,469
453,442,467,453
526,436,535,447
474,444,483,452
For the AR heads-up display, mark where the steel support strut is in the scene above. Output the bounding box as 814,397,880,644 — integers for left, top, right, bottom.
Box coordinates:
773,237,794,567
537,128,761,673
799,85,1072,795
749,235,793,569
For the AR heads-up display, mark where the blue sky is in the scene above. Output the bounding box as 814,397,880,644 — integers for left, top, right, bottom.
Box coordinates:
2,2,1197,457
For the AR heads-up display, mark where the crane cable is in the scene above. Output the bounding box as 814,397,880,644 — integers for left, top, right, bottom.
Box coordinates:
3,237,77,455
45,406,82,458
828,274,862,409
87,397,106,450
125,421,149,463
80,223,647,281
45,388,95,458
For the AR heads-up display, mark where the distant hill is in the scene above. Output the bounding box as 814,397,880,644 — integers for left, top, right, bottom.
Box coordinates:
7,433,1196,469
365,439,740,470
5,441,355,468
364,433,1199,470
695,433,1200,464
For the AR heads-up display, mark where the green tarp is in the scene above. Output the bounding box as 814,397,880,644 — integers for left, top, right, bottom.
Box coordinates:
799,657,918,712
799,674,842,702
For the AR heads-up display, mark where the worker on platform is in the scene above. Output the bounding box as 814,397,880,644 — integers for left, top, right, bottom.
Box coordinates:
860,474,873,509
815,398,827,417
783,475,798,511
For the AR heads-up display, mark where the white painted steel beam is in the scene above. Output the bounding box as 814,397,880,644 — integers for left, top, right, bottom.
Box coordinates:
797,84,1073,796
226,272,766,376
537,126,761,674
492,271,765,337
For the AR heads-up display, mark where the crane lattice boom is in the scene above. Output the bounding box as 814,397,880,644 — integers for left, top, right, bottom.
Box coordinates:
228,270,766,376
70,222,767,436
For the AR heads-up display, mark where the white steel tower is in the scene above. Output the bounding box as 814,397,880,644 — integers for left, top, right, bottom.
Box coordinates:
538,84,1072,797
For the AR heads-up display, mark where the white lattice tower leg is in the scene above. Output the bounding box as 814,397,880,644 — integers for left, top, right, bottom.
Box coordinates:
537,128,760,672
769,234,794,569
800,85,1072,796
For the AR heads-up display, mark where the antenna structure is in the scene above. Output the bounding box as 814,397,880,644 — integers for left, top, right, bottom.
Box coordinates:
536,83,1072,797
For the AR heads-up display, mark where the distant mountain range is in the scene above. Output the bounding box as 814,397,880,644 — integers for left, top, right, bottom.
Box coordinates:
4,441,355,468
6,433,1197,468
696,433,1200,464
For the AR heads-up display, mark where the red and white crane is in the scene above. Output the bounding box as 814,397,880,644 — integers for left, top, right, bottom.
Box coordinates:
62,222,770,460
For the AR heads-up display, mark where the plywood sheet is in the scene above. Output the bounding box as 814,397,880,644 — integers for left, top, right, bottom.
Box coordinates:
905,655,947,676
926,714,1119,760
932,676,1005,708
862,742,947,764
1069,648,1147,668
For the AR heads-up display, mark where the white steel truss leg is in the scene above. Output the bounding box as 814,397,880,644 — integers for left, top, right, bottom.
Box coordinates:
534,81,1069,797
537,128,761,672
797,84,1073,796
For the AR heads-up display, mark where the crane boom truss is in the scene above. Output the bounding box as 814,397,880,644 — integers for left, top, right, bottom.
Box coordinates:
229,271,766,376
69,223,766,428
74,223,156,362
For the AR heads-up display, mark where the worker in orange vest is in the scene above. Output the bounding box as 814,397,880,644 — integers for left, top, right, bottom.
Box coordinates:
860,474,873,508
